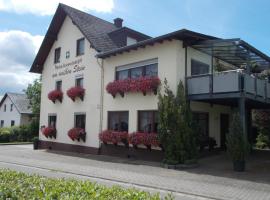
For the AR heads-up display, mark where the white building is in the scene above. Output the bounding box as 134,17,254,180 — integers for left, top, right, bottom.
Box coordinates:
0,93,33,128
30,4,270,160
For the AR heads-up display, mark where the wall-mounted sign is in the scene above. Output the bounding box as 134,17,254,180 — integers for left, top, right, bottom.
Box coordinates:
52,58,85,78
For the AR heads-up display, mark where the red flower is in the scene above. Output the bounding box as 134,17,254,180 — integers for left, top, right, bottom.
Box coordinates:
67,86,85,101
48,90,63,103
106,77,160,97
42,127,57,138
128,132,159,147
99,130,128,145
68,128,86,142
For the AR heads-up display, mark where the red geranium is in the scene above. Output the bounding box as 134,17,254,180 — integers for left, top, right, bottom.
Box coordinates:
48,90,63,103
128,132,159,148
67,86,85,101
68,128,86,142
106,76,160,97
99,130,128,145
42,127,57,138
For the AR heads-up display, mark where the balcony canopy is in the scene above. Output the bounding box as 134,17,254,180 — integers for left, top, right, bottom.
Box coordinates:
191,39,270,73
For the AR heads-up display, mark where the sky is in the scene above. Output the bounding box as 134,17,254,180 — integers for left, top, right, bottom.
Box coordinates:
0,0,270,99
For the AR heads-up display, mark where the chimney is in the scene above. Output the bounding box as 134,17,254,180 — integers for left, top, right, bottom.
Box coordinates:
114,18,123,28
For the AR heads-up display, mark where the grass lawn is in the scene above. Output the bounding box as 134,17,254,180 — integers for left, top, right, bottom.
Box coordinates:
0,169,173,200
0,142,32,145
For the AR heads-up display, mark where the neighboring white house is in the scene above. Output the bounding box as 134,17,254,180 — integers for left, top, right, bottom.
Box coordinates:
0,93,33,128
30,3,270,160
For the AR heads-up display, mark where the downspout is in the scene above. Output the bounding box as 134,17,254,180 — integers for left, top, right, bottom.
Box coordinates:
96,57,104,149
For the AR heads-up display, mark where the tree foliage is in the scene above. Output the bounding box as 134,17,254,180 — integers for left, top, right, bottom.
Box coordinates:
24,77,41,116
158,79,197,164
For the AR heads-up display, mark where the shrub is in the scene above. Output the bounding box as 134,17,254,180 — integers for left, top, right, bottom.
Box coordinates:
99,130,128,145
0,128,11,143
48,89,63,103
68,128,86,142
226,113,250,162
158,80,197,164
0,169,168,200
67,86,85,101
256,131,270,149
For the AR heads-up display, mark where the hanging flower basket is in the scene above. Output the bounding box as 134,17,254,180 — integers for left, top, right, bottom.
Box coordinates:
48,90,63,103
68,128,86,142
128,132,159,150
67,86,85,101
99,130,128,147
42,127,57,139
106,77,160,97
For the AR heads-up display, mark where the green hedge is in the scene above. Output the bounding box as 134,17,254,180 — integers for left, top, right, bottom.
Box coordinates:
0,169,172,200
0,120,39,143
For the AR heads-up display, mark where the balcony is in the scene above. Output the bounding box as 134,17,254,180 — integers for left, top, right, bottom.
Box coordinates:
187,70,270,105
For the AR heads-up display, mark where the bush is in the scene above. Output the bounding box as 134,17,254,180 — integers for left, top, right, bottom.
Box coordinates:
0,128,11,143
256,131,270,149
226,114,250,162
0,169,170,200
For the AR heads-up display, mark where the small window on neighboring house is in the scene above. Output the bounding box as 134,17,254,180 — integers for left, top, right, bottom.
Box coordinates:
54,48,61,64
75,113,86,129
108,111,129,132
0,120,4,128
138,110,158,133
11,120,15,127
193,112,209,138
191,59,209,76
4,104,6,112
10,104,13,112
55,80,62,91
76,38,85,56
48,115,57,128
75,77,84,87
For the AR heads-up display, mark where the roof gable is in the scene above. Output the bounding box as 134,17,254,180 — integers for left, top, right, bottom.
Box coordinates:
0,93,32,114
30,3,151,73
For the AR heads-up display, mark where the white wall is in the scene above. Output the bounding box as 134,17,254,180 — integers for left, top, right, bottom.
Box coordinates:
39,16,101,148
0,96,21,127
102,40,233,147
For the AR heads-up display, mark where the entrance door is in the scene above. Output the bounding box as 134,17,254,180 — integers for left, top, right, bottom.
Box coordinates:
220,114,229,150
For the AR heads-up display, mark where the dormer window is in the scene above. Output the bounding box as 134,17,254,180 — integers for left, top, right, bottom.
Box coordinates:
127,37,137,45
76,38,85,56
54,48,61,63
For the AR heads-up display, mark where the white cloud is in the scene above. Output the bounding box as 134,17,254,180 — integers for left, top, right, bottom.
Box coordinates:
0,0,114,15
0,30,42,95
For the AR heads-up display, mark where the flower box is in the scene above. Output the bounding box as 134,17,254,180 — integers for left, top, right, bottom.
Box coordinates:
99,130,128,147
48,90,63,103
128,132,159,150
68,128,86,142
42,127,57,139
67,86,85,101
106,77,160,98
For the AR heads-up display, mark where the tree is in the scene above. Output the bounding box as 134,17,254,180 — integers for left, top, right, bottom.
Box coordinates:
158,79,197,164
24,77,41,117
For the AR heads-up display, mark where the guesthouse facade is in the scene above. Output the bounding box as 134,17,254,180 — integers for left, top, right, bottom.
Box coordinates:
30,4,270,160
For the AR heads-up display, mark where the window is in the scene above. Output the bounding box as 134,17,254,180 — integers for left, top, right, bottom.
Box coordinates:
76,38,85,56
48,115,57,128
11,120,15,127
116,63,158,80
0,120,4,128
55,80,62,91
138,111,158,133
108,111,128,132
54,48,61,63
4,104,6,112
66,51,70,59
75,114,86,129
192,112,209,137
75,77,84,87
10,104,13,112
191,59,209,76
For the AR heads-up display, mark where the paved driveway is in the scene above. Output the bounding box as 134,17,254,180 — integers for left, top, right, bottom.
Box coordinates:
0,145,270,200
